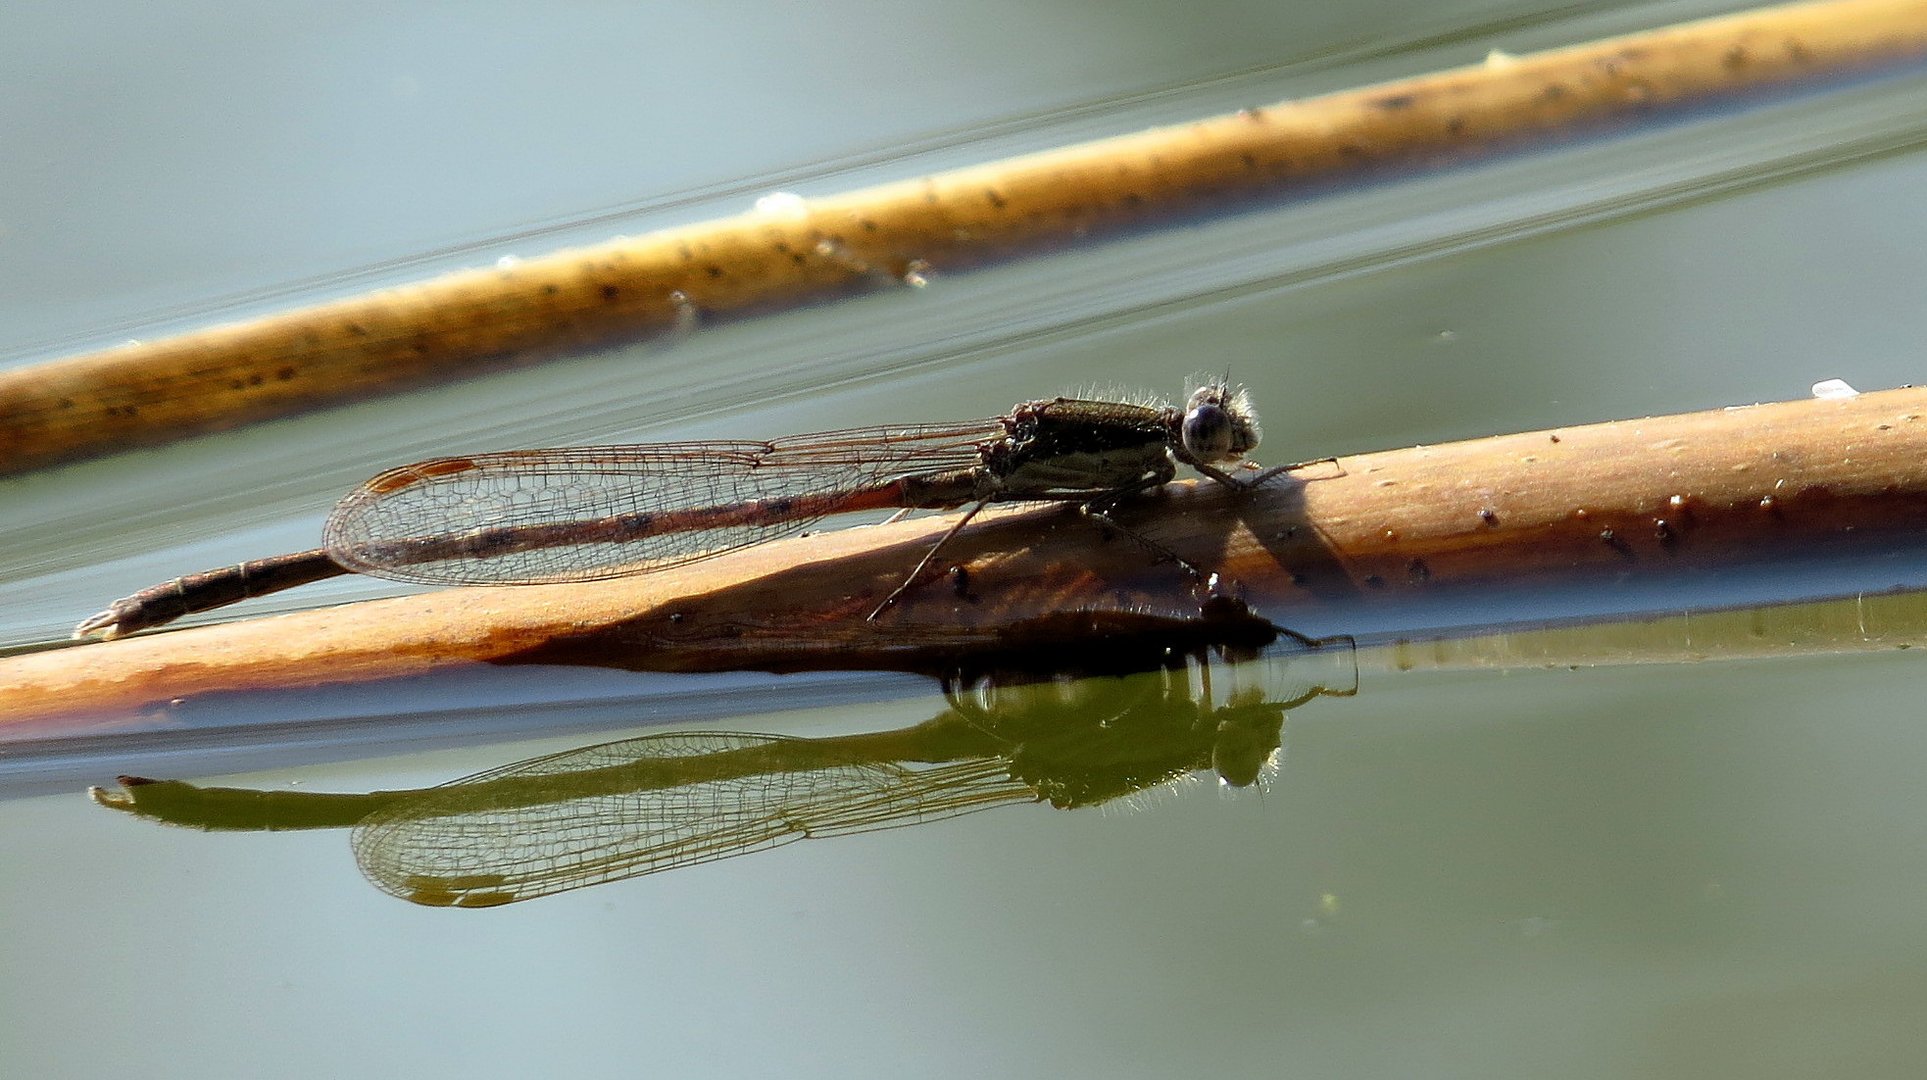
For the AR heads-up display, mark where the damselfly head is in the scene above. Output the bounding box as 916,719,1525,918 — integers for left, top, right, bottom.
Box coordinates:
1212,705,1285,789
1180,383,1261,463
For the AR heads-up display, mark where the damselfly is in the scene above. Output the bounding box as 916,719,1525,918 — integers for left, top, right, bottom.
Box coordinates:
77,383,1298,638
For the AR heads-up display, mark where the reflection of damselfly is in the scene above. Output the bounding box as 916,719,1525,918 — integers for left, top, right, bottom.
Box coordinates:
94,646,1357,906
78,383,1303,638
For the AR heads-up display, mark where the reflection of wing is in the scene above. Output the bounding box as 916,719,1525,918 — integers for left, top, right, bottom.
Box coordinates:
350,731,1036,907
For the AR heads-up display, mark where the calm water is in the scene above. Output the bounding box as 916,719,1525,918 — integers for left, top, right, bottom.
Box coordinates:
5,1,1927,1076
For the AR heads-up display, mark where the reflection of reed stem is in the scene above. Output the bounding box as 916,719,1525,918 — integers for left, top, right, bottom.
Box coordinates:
1364,591,1927,672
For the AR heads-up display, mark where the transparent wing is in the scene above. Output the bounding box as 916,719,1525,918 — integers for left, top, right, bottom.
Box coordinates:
349,731,1037,907
323,420,1006,586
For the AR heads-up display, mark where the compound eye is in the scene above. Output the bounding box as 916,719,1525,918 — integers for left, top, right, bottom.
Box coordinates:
1183,402,1235,461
